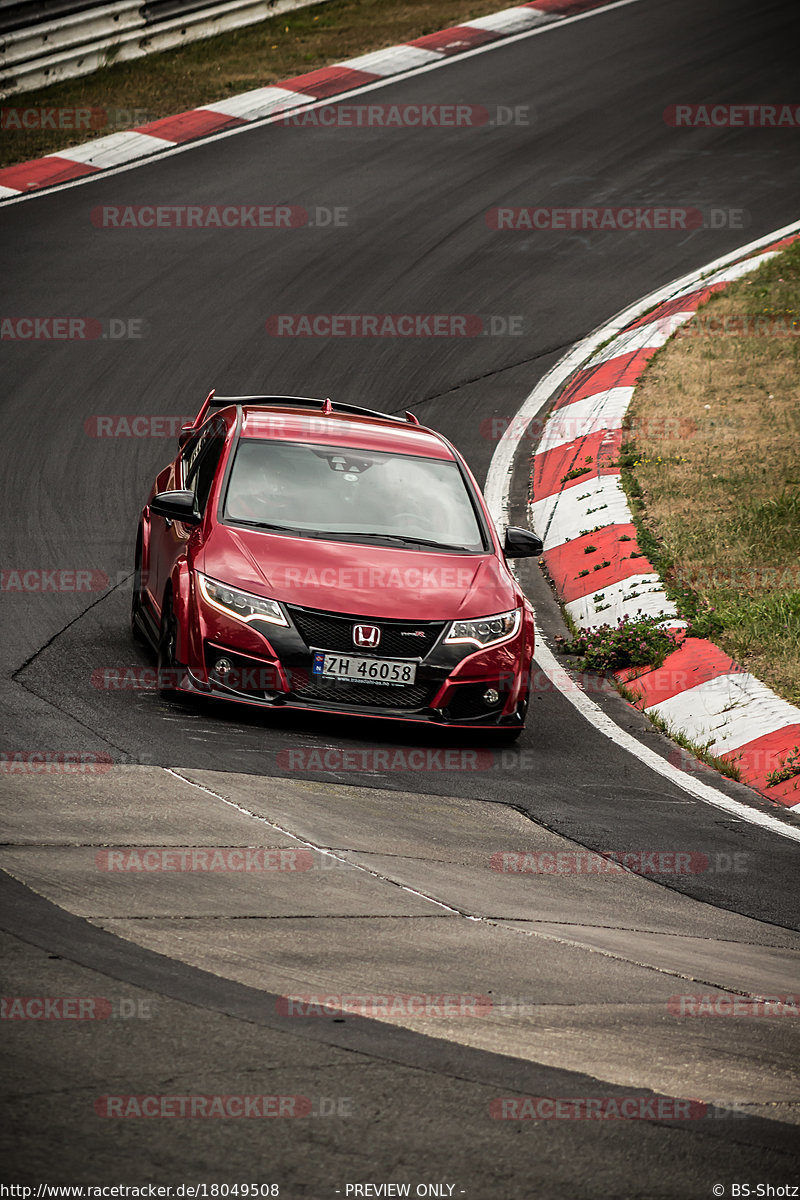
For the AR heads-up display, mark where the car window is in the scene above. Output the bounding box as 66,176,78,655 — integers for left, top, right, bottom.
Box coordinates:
184,427,226,513
223,439,487,551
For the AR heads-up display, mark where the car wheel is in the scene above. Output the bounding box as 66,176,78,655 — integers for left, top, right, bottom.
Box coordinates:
492,682,531,744
131,533,147,644
157,590,181,697
492,724,524,744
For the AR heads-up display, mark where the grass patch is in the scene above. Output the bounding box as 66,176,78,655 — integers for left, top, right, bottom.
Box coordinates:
766,745,800,787
1,0,520,167
620,239,800,706
556,615,680,672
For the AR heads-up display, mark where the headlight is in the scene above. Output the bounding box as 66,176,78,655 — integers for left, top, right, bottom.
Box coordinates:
197,573,288,627
444,608,521,648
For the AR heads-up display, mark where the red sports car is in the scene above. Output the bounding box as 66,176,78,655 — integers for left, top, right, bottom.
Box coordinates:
132,393,542,737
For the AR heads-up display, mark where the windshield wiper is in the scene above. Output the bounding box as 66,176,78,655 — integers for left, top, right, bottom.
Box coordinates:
229,519,305,535
348,533,477,552
229,521,477,551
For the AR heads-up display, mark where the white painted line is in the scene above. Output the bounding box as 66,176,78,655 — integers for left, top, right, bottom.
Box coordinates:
201,85,310,120
535,385,634,453
52,130,171,167
484,218,800,840
649,674,800,757
530,473,632,551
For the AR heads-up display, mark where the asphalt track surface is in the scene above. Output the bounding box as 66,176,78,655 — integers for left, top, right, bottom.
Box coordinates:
1,0,800,1193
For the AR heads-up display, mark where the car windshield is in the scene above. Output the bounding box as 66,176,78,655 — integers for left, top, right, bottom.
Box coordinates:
223,439,487,551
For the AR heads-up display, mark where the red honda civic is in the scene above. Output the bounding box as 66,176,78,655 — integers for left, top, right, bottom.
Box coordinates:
131,393,542,738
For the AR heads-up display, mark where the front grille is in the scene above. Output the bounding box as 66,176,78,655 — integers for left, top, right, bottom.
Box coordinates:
288,606,446,659
291,675,434,710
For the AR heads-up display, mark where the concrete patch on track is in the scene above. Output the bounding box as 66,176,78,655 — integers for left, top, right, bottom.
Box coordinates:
3,763,800,1112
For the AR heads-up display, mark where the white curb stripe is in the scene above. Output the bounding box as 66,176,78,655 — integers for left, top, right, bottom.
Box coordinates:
535,386,634,453
565,574,677,630
464,6,554,33
531,473,632,551
649,674,800,758
340,45,444,74
587,311,694,366
201,85,310,120
52,130,169,167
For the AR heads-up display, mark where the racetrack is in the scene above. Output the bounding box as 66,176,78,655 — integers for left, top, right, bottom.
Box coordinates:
2,0,800,1190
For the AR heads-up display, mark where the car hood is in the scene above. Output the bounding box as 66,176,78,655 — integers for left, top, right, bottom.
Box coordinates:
198,525,516,620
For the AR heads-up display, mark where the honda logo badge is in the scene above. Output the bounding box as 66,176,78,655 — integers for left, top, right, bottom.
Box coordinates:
353,624,381,649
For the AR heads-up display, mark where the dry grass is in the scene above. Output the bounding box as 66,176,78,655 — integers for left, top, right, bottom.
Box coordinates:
623,240,800,706
1,0,519,167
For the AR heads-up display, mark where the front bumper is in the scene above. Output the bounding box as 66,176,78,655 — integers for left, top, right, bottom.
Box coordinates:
177,592,532,727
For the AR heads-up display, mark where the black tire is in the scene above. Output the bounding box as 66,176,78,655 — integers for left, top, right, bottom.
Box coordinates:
157,590,180,697
130,532,147,644
492,683,531,744
492,724,524,745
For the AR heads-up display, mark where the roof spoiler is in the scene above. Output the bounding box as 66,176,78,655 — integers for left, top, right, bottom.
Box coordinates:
178,392,423,446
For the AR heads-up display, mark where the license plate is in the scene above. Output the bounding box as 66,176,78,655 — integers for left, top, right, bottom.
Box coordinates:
311,651,417,686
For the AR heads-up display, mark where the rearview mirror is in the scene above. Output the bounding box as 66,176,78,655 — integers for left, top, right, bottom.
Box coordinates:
150,489,201,526
504,526,543,558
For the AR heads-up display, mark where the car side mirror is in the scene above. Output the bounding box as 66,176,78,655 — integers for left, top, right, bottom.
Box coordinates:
150,489,201,525
504,526,543,558
178,424,195,449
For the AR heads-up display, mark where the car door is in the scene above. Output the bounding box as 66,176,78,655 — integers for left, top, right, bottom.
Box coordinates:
148,423,226,617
